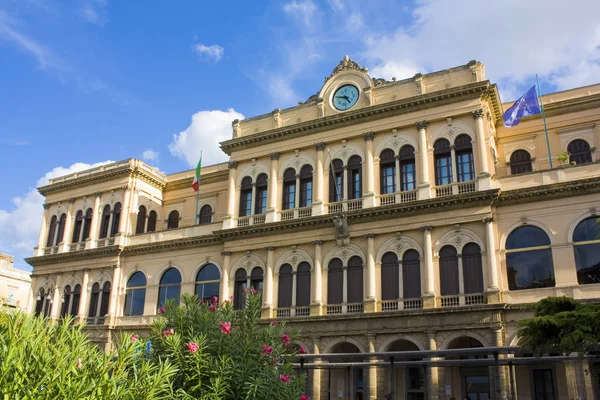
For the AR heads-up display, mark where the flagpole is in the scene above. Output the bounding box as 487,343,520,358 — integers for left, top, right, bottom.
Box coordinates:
536,74,553,169
326,148,342,203
195,151,203,225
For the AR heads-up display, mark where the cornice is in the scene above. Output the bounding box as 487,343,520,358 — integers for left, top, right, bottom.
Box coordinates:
498,176,600,206
122,235,220,255
220,81,494,155
165,170,229,192
25,246,121,267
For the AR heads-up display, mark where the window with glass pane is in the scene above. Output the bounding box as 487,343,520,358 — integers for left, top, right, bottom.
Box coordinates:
35,289,45,316
46,216,57,247
329,159,344,202
296,262,311,307
278,264,293,308
402,250,421,299
510,150,533,175
147,211,157,232
167,210,179,229
399,146,416,191
82,208,93,240
88,283,100,317
327,258,343,304
99,205,111,239
347,256,363,303
347,156,362,199
239,177,252,217
72,211,83,242
568,139,592,165
56,214,66,244
254,174,268,214
135,206,147,234
61,286,71,318
199,205,212,225
99,282,111,318
434,139,452,185
455,135,474,182
506,226,555,290
250,267,263,293
439,246,459,295
71,284,81,317
572,216,600,284
381,252,399,300
158,267,182,308
379,149,396,195
234,269,247,310
283,168,296,210
110,203,121,237
195,263,220,301
124,272,146,316
462,243,484,294
299,165,313,207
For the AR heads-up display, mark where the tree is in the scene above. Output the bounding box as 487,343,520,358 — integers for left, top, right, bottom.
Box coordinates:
148,291,307,400
0,311,177,399
518,296,600,370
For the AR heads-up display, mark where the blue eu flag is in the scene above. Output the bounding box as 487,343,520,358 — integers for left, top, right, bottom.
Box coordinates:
502,85,541,127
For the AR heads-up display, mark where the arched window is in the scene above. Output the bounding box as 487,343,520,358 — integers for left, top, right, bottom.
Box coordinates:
299,165,313,208
56,213,67,244
72,211,83,243
381,252,399,300
402,250,421,299
283,168,296,210
110,203,121,237
510,150,532,175
327,258,343,305
506,226,555,290
278,264,293,309
455,134,474,182
82,208,93,241
35,288,46,316
296,261,311,307
329,159,344,202
234,269,247,310
136,205,147,234
147,211,157,232
88,283,100,319
167,210,179,229
239,177,253,217
568,139,592,165
195,263,220,301
254,174,268,215
251,267,264,295
124,272,147,316
199,205,212,225
46,216,57,247
347,256,363,303
399,145,416,191
439,246,459,296
158,267,182,308
61,285,72,318
71,284,81,317
99,205,111,239
573,216,600,284
434,139,452,185
347,156,362,200
99,282,111,319
462,243,484,294
380,149,396,195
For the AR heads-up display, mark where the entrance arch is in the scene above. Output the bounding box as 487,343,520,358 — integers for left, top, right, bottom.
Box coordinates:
327,341,364,400
444,335,489,400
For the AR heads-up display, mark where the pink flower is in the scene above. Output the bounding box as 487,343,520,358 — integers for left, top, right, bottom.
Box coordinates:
270,320,279,327
251,287,257,295
301,395,310,400
187,342,199,353
209,304,216,312
262,344,273,355
212,296,218,304
218,321,231,334
280,374,290,383
130,334,139,342
281,334,290,345
76,358,83,369
298,346,306,354
158,305,165,314
163,328,174,338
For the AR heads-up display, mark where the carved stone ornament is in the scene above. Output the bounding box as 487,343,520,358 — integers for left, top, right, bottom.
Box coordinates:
363,132,375,141
372,77,393,87
315,142,326,151
332,215,349,240
324,56,368,83
270,152,280,161
472,109,484,119
228,160,238,169
416,120,428,130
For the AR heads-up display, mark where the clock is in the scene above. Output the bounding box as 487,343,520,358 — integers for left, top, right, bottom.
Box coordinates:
333,84,359,111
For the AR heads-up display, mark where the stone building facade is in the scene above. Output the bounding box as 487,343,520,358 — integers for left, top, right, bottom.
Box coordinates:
26,58,600,399
0,253,31,310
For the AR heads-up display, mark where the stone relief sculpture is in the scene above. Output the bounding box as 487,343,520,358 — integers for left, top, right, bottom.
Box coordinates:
332,214,350,246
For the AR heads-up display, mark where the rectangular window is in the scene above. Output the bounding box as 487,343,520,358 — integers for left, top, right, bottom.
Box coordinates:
533,369,555,400
283,183,295,210
435,156,452,185
239,191,252,217
401,161,416,191
255,189,267,214
456,151,475,182
300,180,312,207
380,165,395,194
351,170,361,199
330,173,343,202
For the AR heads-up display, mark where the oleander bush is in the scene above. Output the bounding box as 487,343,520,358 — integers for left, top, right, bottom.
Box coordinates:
148,291,307,400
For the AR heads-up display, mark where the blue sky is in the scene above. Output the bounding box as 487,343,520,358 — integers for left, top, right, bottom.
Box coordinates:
1,0,599,270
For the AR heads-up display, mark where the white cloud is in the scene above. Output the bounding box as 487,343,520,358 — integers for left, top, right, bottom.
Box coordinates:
327,0,344,11
193,43,224,62
362,0,600,98
283,0,317,26
0,160,113,271
168,109,245,167
76,0,109,26
141,149,159,162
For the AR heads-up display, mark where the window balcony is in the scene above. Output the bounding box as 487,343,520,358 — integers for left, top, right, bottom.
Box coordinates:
96,238,115,247
69,242,86,251
275,306,311,318
280,206,313,221
380,298,423,312
327,198,363,214
440,293,486,307
377,190,418,206
237,213,266,227
43,245,59,255
325,302,364,315
434,180,477,198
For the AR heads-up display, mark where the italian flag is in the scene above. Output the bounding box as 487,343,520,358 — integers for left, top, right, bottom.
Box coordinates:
192,155,202,192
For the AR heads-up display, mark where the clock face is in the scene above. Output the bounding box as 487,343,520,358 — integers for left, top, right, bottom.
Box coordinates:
333,85,359,111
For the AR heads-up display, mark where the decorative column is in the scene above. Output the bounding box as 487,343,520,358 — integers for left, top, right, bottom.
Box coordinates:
311,337,322,400
220,252,231,302
35,204,51,256
116,184,132,245
311,240,323,316
342,264,348,313
483,217,501,303
365,233,377,312
394,156,401,194
262,246,275,318
343,166,349,201
107,263,122,327
291,271,297,312
363,132,376,207
50,273,63,320
473,109,492,190
367,335,378,400
313,143,325,216
427,332,440,400
449,145,458,188
223,161,238,229
421,225,435,308
78,269,90,323
88,192,102,249
294,173,301,212
61,198,76,252
416,121,431,199
491,328,510,400
457,252,465,305
266,152,279,223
